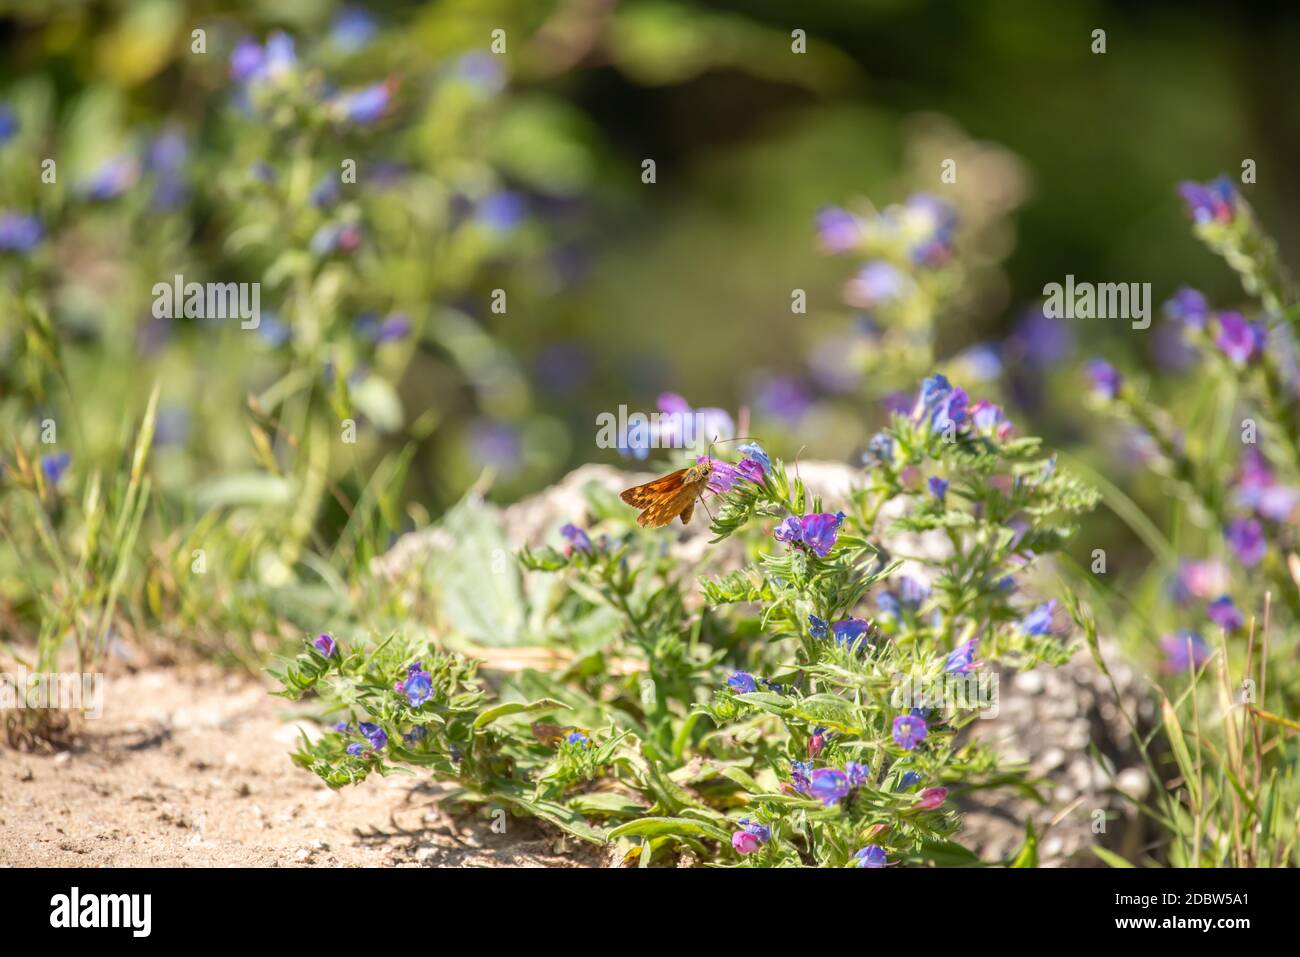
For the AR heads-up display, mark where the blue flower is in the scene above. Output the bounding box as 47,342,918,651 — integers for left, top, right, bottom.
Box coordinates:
0,103,18,144
1207,595,1244,633
808,614,830,640
1086,359,1122,400
404,666,433,707
845,761,870,788
566,731,589,747
944,639,978,675
476,191,527,233
898,771,922,789
1164,287,1211,329
1177,176,1238,225
0,213,43,253
1019,600,1058,637
928,477,948,504
727,671,758,694
831,618,870,650
855,844,888,868
790,760,813,794
736,442,771,474
358,722,388,750
346,742,366,756
892,714,927,750
560,523,593,555
41,452,71,487
863,431,894,467
313,633,337,657
334,81,393,125
331,7,378,51
808,768,851,806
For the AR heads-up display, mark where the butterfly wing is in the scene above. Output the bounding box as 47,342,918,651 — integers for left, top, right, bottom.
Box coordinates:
620,469,687,508
678,499,695,526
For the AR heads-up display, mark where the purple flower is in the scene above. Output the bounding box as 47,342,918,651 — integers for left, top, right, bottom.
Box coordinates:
1214,312,1266,366
968,400,1013,442
736,442,771,474
808,614,830,639
313,633,337,657
82,156,138,201
831,617,870,650
815,205,863,253
229,36,266,81
404,665,433,707
945,638,979,675
358,722,388,750
331,7,378,51
1172,559,1230,603
1161,630,1210,673
732,830,763,855
560,523,593,555
855,844,888,868
476,191,527,233
808,768,851,806
263,32,297,78
0,213,42,252
346,742,366,756
928,477,948,503
1086,358,1122,400
0,104,18,144
892,714,927,750
753,376,812,427
335,81,393,124
1177,176,1238,225
1009,307,1076,369
1226,518,1266,567
454,52,506,95
735,458,766,484
738,819,770,842
1207,596,1244,633
790,760,813,794
1164,287,1211,329
468,420,522,474
1233,450,1298,522
898,771,922,789
863,431,895,467
41,452,71,486
801,512,845,557
845,261,910,309
774,515,803,544
901,193,957,265
566,731,589,747
845,761,870,788
911,374,968,432
727,671,758,694
1019,600,1058,637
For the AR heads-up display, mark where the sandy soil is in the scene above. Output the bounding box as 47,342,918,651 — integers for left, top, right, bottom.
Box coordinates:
0,666,603,868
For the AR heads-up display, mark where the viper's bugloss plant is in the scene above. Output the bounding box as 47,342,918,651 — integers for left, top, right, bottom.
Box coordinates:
275,371,1097,866
1076,174,1300,866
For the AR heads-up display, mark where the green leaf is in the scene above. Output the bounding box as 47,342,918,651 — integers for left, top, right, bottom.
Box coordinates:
608,817,730,843
1091,846,1136,868
426,493,527,646
472,697,567,729
1008,820,1037,868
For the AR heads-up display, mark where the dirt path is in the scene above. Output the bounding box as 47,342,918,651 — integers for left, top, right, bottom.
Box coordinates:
0,666,602,867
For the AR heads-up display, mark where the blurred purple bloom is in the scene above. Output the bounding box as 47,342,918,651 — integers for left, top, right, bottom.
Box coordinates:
968,400,1013,441
454,52,506,95
469,420,522,474
1172,559,1230,604
476,191,527,232
0,213,42,252
1225,518,1266,566
229,36,265,81
736,442,770,473
346,742,366,756
928,476,948,503
560,523,593,555
732,830,763,855
41,452,71,486
0,104,17,144
863,431,894,468
1164,287,1211,329
335,81,393,124
808,614,829,639
845,761,870,788
1207,596,1244,633
892,714,927,750
313,633,336,657
358,722,388,750
845,260,910,309
1161,630,1210,673
331,7,378,51
566,731,589,747
1177,176,1238,225
1019,600,1058,637
790,760,813,794
1008,307,1076,369
815,205,863,253
754,376,812,427
911,374,968,431
1214,311,1266,366
1086,358,1122,400
82,156,137,201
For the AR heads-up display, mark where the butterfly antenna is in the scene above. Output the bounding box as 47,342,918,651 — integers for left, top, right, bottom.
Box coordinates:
793,444,807,486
